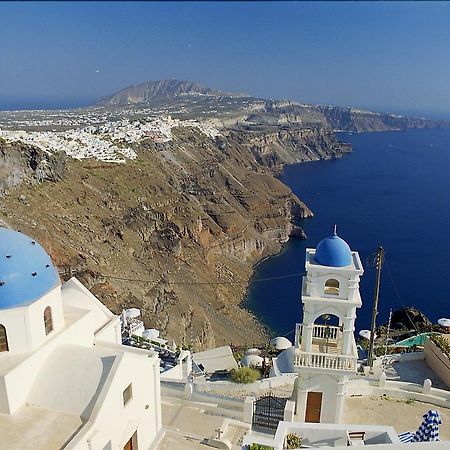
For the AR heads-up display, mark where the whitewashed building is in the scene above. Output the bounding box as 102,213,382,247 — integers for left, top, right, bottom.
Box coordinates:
293,230,364,423
0,227,163,450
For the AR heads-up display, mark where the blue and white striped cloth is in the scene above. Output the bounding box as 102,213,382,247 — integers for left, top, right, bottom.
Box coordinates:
398,431,414,443
398,410,441,443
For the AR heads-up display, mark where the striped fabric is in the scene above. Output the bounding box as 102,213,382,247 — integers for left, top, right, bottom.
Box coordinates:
398,432,414,443
398,409,442,443
398,410,441,443
411,410,441,442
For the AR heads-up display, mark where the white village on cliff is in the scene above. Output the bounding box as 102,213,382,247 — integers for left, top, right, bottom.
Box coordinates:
1,226,449,449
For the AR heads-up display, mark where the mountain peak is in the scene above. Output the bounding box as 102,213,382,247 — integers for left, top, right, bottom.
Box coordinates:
97,79,228,106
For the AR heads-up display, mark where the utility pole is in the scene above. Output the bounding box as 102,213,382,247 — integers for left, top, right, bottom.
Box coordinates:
367,247,384,369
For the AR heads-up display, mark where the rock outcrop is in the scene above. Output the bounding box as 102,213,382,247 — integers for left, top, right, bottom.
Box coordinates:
0,138,65,194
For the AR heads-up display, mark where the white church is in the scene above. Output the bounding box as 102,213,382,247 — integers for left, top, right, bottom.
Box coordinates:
293,229,364,423
0,227,163,449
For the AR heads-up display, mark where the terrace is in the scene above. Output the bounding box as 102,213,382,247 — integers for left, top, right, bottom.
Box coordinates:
243,421,400,449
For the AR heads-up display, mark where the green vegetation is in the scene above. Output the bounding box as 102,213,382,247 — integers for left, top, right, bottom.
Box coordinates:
233,351,245,364
230,367,260,384
430,334,450,358
244,444,274,450
380,395,415,404
285,433,302,449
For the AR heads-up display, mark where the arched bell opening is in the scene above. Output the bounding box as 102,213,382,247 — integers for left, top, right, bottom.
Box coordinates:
324,278,340,296
312,314,342,354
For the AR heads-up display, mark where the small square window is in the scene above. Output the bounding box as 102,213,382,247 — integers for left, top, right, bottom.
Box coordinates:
123,383,133,406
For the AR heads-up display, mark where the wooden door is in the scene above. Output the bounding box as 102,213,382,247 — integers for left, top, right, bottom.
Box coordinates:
305,391,322,423
123,437,133,450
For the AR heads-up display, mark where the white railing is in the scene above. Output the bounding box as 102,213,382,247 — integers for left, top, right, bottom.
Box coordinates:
295,323,341,346
294,350,357,372
312,324,339,341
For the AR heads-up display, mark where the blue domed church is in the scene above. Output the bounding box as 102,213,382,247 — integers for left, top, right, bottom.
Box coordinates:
0,228,162,449
0,228,63,352
293,228,364,424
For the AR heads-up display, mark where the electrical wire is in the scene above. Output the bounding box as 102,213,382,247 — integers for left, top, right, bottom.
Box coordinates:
100,271,305,285
384,257,420,335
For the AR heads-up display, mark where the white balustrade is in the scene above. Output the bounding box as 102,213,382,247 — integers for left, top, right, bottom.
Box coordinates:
294,350,357,372
312,324,339,341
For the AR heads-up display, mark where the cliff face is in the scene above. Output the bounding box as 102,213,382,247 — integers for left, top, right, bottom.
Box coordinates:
0,126,347,349
234,127,349,167
0,138,65,194
316,106,450,132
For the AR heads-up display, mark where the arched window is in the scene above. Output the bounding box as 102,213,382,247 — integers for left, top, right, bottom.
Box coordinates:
324,279,340,295
44,306,53,335
0,325,9,352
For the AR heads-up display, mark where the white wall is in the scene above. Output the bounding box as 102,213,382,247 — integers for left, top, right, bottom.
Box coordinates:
0,307,94,414
66,346,162,450
296,373,345,423
0,286,63,354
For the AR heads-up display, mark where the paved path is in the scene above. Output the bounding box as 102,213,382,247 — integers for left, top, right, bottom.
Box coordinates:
342,396,450,440
157,389,249,450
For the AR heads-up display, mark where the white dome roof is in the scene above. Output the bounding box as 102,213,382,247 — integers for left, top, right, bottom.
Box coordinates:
245,348,261,356
0,228,60,309
241,354,264,367
270,336,292,350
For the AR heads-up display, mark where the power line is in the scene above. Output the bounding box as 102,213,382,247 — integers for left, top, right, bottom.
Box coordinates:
384,257,420,335
100,271,305,286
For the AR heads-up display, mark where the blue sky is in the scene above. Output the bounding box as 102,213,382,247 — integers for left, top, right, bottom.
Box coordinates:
1,1,449,116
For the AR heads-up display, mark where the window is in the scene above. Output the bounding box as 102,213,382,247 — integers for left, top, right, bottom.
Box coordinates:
44,306,53,335
324,279,339,295
123,383,133,406
0,325,8,352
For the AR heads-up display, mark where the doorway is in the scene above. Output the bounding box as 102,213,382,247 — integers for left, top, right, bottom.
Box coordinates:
123,431,137,450
305,391,322,423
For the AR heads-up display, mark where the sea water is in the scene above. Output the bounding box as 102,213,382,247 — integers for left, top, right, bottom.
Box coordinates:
243,128,450,340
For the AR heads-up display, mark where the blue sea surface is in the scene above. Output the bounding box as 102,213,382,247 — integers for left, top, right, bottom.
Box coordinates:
243,128,450,340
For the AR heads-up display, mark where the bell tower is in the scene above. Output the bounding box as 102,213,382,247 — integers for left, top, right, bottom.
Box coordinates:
294,229,364,424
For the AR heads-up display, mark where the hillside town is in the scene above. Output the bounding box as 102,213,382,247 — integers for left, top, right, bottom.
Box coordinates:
0,114,221,163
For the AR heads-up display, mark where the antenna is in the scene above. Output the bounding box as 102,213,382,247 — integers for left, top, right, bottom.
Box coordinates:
333,224,337,235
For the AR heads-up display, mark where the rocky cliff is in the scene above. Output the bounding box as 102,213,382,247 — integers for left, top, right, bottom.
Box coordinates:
315,105,450,132
0,126,348,349
0,138,65,193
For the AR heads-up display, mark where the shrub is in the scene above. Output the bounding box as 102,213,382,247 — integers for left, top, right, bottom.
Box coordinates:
245,444,274,450
431,334,450,358
285,433,302,449
230,367,260,384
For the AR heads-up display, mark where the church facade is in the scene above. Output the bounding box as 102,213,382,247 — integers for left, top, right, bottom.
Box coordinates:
0,228,162,449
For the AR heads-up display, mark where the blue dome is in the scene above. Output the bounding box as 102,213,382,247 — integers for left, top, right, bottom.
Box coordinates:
314,231,352,267
0,228,60,309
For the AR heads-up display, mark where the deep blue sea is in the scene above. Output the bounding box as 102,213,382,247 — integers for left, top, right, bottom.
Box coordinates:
243,128,450,340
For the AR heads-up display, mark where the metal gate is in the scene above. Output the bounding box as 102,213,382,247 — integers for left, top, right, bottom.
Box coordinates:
252,393,287,433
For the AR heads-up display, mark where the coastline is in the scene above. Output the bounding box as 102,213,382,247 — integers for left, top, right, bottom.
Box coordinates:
241,127,450,338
